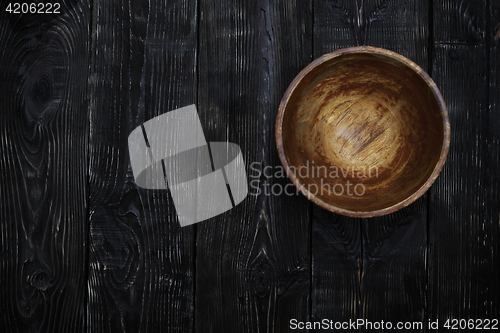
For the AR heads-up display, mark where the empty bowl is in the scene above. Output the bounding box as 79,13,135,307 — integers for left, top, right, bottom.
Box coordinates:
276,46,450,217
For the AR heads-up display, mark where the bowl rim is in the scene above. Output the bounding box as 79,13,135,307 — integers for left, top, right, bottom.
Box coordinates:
275,46,451,218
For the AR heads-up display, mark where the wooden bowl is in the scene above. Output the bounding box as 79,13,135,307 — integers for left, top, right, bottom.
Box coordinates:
276,46,450,217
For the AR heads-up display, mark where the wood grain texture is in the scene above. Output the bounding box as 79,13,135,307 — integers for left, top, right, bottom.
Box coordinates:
357,0,430,329
311,2,361,327
487,0,500,319
311,208,362,328
429,0,499,328
87,0,197,331
1,0,498,331
312,0,429,329
194,0,312,331
315,0,428,66
0,1,90,332
361,201,428,329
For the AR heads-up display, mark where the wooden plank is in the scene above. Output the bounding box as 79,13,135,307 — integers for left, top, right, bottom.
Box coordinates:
87,0,197,331
194,0,312,331
0,1,90,331
358,0,429,328
311,208,362,328
312,0,362,327
314,0,428,66
312,0,429,329
361,201,427,329
487,0,500,319
429,0,499,328
311,1,362,326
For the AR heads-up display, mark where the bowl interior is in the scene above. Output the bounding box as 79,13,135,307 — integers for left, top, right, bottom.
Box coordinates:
280,51,447,214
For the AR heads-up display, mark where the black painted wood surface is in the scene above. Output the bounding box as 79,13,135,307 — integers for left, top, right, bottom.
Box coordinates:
428,0,500,327
0,0,498,332
87,0,197,331
312,2,430,331
195,0,311,332
0,1,90,332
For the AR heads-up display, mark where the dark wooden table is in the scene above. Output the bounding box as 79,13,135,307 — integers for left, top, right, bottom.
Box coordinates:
1,0,499,332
